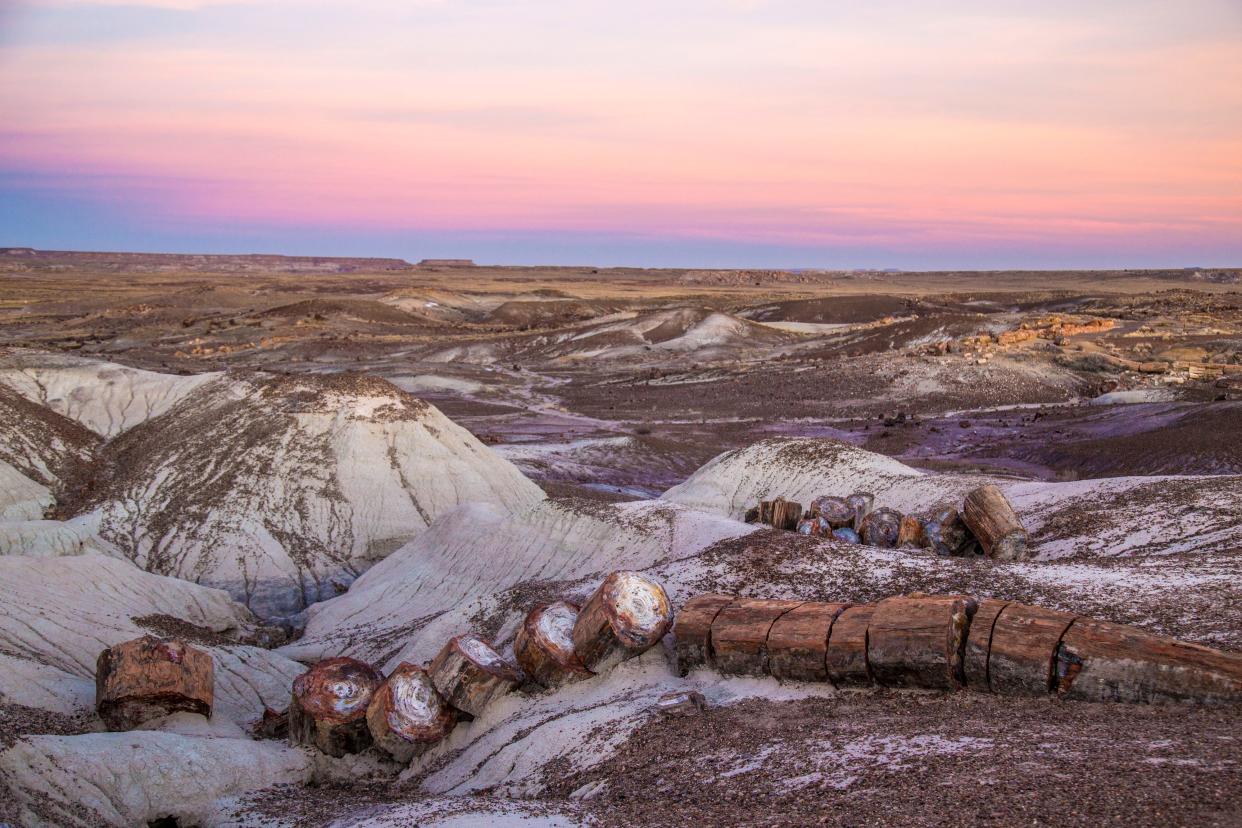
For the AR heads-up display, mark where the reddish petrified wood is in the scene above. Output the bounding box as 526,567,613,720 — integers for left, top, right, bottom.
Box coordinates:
366,663,456,762
288,656,383,756
961,484,1028,561
429,633,521,717
95,636,214,731
846,492,875,532
769,498,803,531
987,603,1076,696
962,598,1010,691
809,496,854,529
824,604,876,687
897,513,928,548
859,507,902,548
515,601,594,687
672,593,736,676
867,595,975,690
768,602,852,682
571,571,673,673
1055,618,1242,705
711,598,804,676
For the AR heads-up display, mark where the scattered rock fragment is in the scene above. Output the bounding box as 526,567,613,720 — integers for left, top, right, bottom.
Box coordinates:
652,690,707,717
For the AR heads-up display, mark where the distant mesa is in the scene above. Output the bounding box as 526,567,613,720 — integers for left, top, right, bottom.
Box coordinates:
417,258,476,268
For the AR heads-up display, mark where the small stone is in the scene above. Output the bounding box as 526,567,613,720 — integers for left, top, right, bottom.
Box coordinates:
653,690,707,717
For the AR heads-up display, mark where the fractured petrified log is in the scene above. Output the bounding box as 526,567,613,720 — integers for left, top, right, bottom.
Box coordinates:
846,492,875,532
867,595,975,690
289,656,383,756
515,601,594,687
768,602,852,682
859,507,902,548
797,516,833,537
824,604,875,686
832,526,860,544
809,495,854,529
962,598,1009,691
986,603,1076,696
897,513,928,548
758,500,774,525
1054,618,1242,705
961,484,1028,561
711,598,804,676
672,593,736,676
95,636,214,731
770,497,803,531
571,570,673,673
920,504,972,556
366,662,456,762
429,633,521,717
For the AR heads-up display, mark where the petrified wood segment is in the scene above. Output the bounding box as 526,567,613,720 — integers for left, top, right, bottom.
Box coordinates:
921,505,971,556
846,492,875,532
95,636,214,731
366,663,456,762
428,633,521,717
1055,618,1242,705
859,507,902,548
711,598,804,676
987,603,1076,696
768,602,852,682
672,593,736,676
962,598,1010,691
515,601,594,687
289,656,383,756
769,498,803,531
897,513,928,548
809,495,854,529
571,571,673,673
867,595,975,690
961,484,1028,561
824,604,875,687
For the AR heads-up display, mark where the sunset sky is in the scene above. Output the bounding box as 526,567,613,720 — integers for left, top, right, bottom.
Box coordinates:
2,0,1240,267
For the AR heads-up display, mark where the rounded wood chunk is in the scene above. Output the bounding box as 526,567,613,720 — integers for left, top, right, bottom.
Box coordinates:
711,598,804,676
1055,618,1242,705
289,656,383,756
95,636,214,731
987,603,1076,696
797,517,831,537
961,484,1028,561
571,571,673,673
515,601,594,687
963,599,1010,691
809,496,854,529
768,602,852,682
672,594,736,676
859,508,902,548
867,595,975,690
366,663,456,762
897,513,928,548
770,498,803,531
846,492,875,532
921,504,971,556
825,604,875,687
428,633,521,717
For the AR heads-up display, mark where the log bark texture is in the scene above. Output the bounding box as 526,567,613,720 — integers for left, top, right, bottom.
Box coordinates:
897,513,928,548
867,595,975,690
770,498,803,531
859,507,902,548
95,636,214,731
711,598,804,676
289,656,383,757
987,603,1076,696
961,485,1028,561
515,601,594,687
768,602,852,682
366,663,456,762
962,598,1009,691
672,593,736,676
429,634,521,717
571,571,672,673
824,604,875,687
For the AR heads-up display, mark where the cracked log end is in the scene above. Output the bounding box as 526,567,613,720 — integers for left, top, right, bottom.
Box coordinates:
825,604,875,686
672,593,736,676
768,602,852,682
711,598,804,676
95,636,213,732
515,601,594,687
846,492,876,532
367,662,457,762
859,507,903,548
289,656,383,757
962,599,1010,691
572,571,673,673
987,603,1076,696
809,495,854,529
867,595,976,690
962,484,1028,561
429,633,521,717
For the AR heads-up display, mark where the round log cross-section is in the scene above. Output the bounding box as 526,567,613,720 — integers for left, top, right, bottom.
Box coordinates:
429,634,521,718
366,663,456,762
859,507,902,548
920,504,972,556
571,571,673,673
515,601,594,687
809,495,854,529
95,636,214,731
289,657,383,757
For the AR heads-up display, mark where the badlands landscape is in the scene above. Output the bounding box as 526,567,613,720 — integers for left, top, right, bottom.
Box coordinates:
1,249,1241,827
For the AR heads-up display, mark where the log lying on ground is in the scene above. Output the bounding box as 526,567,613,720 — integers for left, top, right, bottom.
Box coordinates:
987,603,1076,696
963,598,1009,690
712,598,804,676
429,634,521,717
770,498,803,531
859,507,902,548
515,601,594,687
1055,618,1242,704
961,485,1028,561
672,593,736,676
95,636,214,731
289,657,383,756
920,504,972,556
572,571,673,673
768,602,852,682
846,492,875,532
809,496,854,529
797,516,833,537
867,595,975,690
897,513,927,548
366,663,456,762
824,604,875,686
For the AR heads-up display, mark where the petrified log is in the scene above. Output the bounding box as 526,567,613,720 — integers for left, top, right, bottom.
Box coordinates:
859,507,902,548
1054,618,1242,704
846,492,875,532
366,662,456,762
797,516,833,537
867,594,975,690
429,634,521,717
962,598,1009,690
757,500,774,525
768,602,852,682
711,598,804,676
95,636,214,731
515,601,594,687
809,496,854,528
289,656,383,756
832,527,860,544
770,498,803,531
571,570,673,673
824,604,875,686
920,504,972,556
961,485,1028,561
897,513,928,548
987,603,1076,696
672,593,736,676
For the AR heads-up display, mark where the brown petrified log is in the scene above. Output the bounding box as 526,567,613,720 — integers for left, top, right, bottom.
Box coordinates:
846,492,875,532
768,602,852,682
95,636,214,731
429,633,522,717
824,604,875,687
757,500,774,525
515,601,594,687
867,594,976,690
986,603,1076,696
711,598,804,676
366,662,456,762
859,507,902,548
571,571,673,673
920,504,972,556
288,656,383,756
962,598,1009,690
809,496,854,529
961,484,1028,561
1054,618,1242,704
897,513,928,548
770,498,803,531
672,593,736,676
